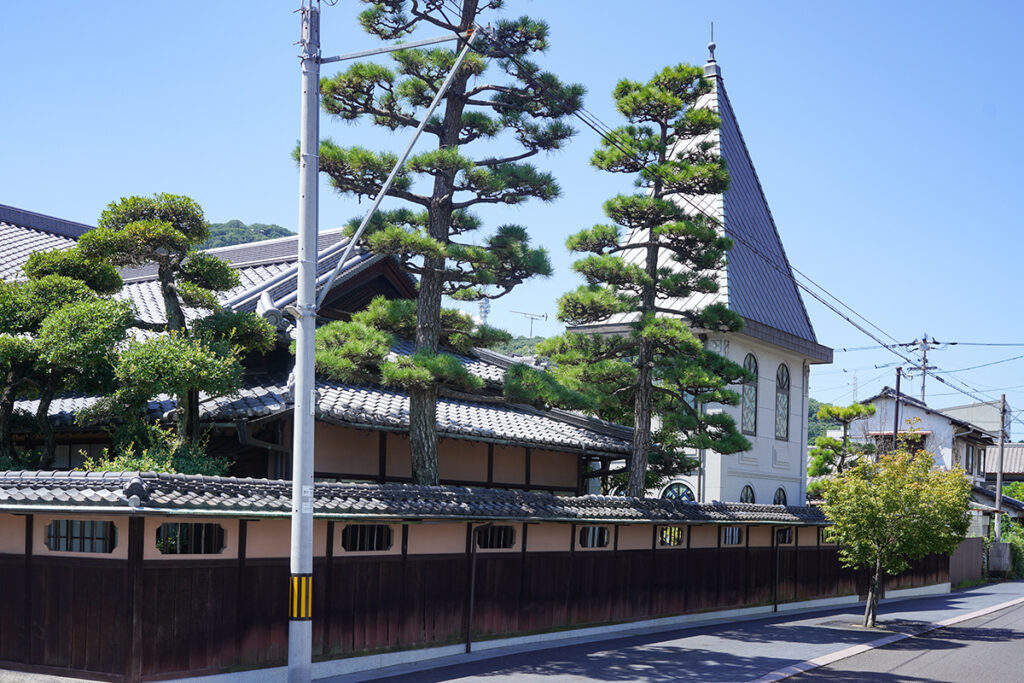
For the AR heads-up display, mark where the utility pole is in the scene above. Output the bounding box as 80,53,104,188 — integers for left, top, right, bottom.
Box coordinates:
908,333,938,403
996,393,1006,541
289,2,320,680
891,367,902,453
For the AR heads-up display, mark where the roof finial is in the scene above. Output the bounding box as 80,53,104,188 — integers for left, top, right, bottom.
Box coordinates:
707,21,716,63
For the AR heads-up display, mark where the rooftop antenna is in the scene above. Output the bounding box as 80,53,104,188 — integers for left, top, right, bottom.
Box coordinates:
510,310,548,338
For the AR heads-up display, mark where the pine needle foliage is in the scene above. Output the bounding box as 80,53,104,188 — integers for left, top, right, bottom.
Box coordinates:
542,64,749,497
316,0,583,484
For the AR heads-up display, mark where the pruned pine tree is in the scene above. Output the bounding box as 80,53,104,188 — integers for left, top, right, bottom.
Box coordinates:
807,402,877,496
78,194,275,444
542,64,749,498
0,249,132,466
316,0,583,484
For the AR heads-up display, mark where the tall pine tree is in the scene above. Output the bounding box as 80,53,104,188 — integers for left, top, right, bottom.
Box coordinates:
316,0,583,485
542,64,749,498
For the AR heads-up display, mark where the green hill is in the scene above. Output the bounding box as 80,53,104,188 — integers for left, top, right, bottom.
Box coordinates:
202,220,292,249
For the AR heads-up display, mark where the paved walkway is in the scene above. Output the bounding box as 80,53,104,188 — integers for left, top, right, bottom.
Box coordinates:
322,581,1024,683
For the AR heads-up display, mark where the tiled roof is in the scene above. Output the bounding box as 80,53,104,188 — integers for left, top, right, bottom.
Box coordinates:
972,485,1024,514
0,205,88,281
17,372,631,455
390,339,506,385
118,230,382,325
0,471,828,525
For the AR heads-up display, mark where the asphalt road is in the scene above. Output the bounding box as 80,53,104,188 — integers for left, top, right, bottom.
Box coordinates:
788,600,1024,683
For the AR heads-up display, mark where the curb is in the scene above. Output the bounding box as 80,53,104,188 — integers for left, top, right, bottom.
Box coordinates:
746,594,1024,682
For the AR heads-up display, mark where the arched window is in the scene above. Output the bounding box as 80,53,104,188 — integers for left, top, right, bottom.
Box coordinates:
775,363,790,440
662,482,695,502
774,487,788,506
740,485,756,504
741,354,758,435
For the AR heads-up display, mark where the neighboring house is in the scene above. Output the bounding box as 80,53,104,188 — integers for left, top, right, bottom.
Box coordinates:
573,49,833,506
854,387,995,485
0,204,90,279
942,399,1011,442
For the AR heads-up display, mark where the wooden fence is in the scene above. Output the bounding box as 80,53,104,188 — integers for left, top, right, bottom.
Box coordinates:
0,519,949,682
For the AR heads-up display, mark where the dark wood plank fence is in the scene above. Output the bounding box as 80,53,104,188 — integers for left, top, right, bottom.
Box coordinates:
0,519,950,682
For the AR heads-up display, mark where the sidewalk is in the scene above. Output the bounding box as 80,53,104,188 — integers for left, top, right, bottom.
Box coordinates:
317,581,1024,683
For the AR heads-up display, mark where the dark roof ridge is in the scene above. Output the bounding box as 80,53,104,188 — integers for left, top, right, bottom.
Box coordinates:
0,204,93,239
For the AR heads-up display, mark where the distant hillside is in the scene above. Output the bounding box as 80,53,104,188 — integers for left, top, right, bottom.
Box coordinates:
493,336,546,357
202,220,292,249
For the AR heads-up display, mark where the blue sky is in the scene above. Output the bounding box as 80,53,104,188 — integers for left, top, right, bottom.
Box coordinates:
3,1,1023,428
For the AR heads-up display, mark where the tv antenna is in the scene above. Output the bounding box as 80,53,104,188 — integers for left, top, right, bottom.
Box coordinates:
511,310,548,337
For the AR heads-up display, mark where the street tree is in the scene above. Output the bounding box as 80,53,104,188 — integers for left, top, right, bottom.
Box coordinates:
807,402,876,496
540,64,748,497
77,194,275,445
316,0,583,484
822,448,970,627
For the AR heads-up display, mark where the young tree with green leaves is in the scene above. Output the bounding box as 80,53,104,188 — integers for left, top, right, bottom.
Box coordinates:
77,194,275,445
807,402,877,496
315,0,583,484
541,64,748,498
822,448,970,627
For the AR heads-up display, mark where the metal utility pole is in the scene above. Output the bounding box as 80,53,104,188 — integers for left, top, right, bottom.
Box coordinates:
891,367,902,453
996,394,1006,541
289,1,319,680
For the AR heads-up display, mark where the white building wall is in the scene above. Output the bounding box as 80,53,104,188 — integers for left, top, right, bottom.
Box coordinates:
851,398,954,470
658,334,810,505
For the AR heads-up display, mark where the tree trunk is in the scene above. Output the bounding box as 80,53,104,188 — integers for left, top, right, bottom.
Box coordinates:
0,380,18,464
863,554,882,627
405,2,476,486
178,388,201,444
627,338,653,498
34,381,57,468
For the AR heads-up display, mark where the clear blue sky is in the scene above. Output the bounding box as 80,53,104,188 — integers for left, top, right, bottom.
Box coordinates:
3,1,1023,427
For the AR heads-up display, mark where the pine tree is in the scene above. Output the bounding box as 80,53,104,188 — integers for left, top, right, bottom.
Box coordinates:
78,194,275,444
316,0,583,484
807,402,877,497
541,64,749,498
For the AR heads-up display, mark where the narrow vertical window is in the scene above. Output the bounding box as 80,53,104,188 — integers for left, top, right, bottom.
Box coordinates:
775,364,790,440
741,354,758,436
774,487,788,506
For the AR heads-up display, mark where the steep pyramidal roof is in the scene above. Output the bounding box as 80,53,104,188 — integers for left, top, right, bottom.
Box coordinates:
581,52,832,363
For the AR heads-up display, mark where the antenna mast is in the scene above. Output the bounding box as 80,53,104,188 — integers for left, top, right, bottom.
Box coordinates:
510,310,548,338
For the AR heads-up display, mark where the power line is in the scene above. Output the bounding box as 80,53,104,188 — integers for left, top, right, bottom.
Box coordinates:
408,6,1011,421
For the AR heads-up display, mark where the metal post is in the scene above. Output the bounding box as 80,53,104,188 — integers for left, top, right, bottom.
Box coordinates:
996,394,1006,541
288,2,319,681
891,368,901,453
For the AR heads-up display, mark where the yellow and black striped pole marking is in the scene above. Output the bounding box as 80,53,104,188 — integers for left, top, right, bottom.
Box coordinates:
289,573,313,620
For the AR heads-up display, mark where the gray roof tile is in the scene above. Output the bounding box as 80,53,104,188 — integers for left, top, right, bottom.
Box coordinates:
0,471,827,525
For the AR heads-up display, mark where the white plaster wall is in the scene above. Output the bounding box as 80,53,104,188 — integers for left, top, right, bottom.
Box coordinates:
853,398,954,469
699,334,809,505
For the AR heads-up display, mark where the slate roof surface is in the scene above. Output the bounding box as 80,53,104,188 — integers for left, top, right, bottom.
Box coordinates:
0,205,88,281
580,62,831,363
0,471,828,525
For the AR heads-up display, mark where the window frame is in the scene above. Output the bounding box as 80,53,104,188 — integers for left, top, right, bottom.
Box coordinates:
775,363,790,441
661,482,695,502
46,519,118,553
155,522,226,556
340,524,394,553
475,525,516,550
577,525,610,549
741,354,758,436
740,485,756,504
773,487,788,506
722,526,744,545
